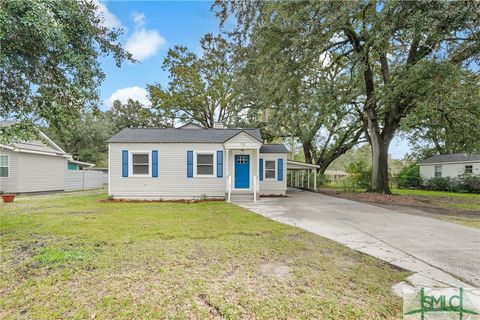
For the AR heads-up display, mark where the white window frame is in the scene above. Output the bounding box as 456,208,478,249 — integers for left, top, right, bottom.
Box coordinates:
194,151,216,178
130,151,151,177
434,165,442,178
0,154,8,178
264,159,276,180
465,165,473,174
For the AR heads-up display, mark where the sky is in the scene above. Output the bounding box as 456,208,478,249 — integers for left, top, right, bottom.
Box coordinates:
97,0,411,159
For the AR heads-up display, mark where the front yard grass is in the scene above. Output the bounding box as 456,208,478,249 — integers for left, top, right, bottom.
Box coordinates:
0,192,408,319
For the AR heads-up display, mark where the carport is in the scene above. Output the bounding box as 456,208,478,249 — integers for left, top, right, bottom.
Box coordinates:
286,160,320,191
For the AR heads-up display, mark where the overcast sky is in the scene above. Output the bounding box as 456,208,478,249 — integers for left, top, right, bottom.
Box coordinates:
97,1,411,159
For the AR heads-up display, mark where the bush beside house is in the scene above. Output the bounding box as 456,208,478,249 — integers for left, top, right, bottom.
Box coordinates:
424,175,480,193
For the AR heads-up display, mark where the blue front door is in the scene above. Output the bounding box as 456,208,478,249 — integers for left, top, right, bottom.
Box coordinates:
235,155,250,189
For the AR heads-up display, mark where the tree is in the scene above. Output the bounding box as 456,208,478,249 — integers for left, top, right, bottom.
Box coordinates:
0,0,131,143
232,28,365,175
148,34,239,128
402,67,480,157
46,112,115,166
107,99,168,131
214,0,479,193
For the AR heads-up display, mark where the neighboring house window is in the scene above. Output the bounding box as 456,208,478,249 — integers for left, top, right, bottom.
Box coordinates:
434,165,442,177
196,153,214,175
465,165,473,174
265,160,276,179
0,155,8,177
132,153,149,175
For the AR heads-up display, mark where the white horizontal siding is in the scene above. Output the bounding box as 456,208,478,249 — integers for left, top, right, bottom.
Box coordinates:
420,162,480,179
0,148,19,193
17,152,66,192
259,153,287,195
109,143,226,199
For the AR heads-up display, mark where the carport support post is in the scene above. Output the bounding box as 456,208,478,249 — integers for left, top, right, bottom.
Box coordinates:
313,169,317,191
307,171,310,189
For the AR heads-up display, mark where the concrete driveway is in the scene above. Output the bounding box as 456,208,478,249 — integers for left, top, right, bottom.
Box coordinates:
236,189,480,292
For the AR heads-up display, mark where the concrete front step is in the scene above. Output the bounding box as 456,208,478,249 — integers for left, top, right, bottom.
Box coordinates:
230,194,257,202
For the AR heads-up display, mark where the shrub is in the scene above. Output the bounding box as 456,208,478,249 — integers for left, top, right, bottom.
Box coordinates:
457,174,480,193
424,174,480,193
343,160,371,191
395,163,421,189
425,177,454,191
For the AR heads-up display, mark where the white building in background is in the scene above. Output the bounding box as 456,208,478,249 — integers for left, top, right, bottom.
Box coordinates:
418,153,480,179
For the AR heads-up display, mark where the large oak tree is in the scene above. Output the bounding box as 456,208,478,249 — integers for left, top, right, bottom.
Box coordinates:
148,34,240,128
0,0,131,142
214,0,480,193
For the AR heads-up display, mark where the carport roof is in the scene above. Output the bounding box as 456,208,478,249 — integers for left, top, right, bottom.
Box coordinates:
287,160,320,170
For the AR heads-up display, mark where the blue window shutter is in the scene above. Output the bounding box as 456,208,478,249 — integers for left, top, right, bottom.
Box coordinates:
122,150,128,177
259,158,264,181
187,150,193,178
277,158,284,181
216,150,223,178
152,150,158,177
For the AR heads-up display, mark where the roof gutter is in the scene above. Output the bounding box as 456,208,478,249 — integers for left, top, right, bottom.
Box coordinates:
418,160,480,165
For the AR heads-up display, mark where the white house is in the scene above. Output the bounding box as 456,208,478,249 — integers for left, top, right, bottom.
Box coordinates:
0,122,97,193
107,124,291,201
419,153,480,179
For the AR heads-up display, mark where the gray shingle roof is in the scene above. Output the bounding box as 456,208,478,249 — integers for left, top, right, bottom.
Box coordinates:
107,128,263,143
260,144,289,154
419,153,480,164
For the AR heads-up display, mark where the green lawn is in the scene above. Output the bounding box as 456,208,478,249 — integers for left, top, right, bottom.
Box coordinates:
391,188,480,211
0,192,408,319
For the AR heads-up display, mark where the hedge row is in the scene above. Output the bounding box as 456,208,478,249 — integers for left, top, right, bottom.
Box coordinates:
424,175,480,193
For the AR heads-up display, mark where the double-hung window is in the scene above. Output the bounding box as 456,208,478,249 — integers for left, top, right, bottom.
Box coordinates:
132,153,149,175
265,160,276,179
465,165,473,174
196,153,214,176
0,155,8,177
434,165,442,178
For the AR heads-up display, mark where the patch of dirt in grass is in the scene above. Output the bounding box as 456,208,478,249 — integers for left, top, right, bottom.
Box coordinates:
12,240,46,265
195,294,223,318
256,262,291,280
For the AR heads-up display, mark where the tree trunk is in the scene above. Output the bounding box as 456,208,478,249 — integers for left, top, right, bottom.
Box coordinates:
369,133,392,194
302,140,315,164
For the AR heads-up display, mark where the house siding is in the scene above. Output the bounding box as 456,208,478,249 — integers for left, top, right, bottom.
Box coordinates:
17,152,66,193
419,162,480,180
259,153,287,195
109,143,227,200
0,148,20,193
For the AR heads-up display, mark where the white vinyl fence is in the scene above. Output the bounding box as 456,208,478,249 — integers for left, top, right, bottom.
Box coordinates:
65,170,105,192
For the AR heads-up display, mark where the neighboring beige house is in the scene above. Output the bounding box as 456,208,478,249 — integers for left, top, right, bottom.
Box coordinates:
419,153,480,179
107,123,292,201
324,169,348,182
0,124,95,193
